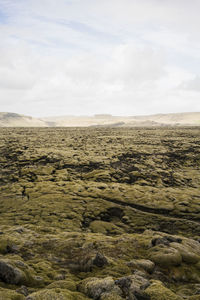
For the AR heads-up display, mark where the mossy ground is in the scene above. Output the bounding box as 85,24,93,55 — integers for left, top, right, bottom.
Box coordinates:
0,127,200,299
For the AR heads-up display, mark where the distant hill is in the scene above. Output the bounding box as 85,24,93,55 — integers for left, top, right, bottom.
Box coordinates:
43,112,200,127
0,112,200,127
135,112,200,125
0,112,48,127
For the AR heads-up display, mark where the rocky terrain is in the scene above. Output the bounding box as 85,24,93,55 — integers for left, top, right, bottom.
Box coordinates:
0,127,200,299
1,112,200,127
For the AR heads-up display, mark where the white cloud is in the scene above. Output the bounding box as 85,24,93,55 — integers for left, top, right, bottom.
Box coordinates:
178,76,200,92
0,0,200,116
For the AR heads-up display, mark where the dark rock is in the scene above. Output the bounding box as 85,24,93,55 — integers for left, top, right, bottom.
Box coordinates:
0,260,25,285
78,276,117,299
54,273,66,280
165,236,182,244
151,236,182,247
134,290,151,299
15,227,25,234
115,276,132,296
16,285,29,296
6,244,19,254
151,237,170,247
193,284,200,295
93,253,108,268
129,274,150,299
69,255,93,272
116,274,150,299
100,207,124,222
151,267,172,283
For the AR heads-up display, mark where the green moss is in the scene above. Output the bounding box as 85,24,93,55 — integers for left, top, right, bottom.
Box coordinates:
94,261,131,278
83,170,111,181
46,280,77,291
0,238,12,254
89,221,124,235
170,242,200,264
1,127,200,298
145,280,183,300
78,277,115,299
101,293,123,300
26,288,89,300
0,288,25,300
148,245,182,267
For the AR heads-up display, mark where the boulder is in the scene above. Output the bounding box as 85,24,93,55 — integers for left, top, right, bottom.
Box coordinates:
151,236,182,247
115,276,132,296
127,259,155,273
148,245,182,267
78,277,119,300
0,260,26,285
115,273,150,299
93,253,108,268
16,285,29,297
145,280,183,300
170,242,200,264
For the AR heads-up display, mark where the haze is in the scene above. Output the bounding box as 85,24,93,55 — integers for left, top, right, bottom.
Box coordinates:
0,0,200,117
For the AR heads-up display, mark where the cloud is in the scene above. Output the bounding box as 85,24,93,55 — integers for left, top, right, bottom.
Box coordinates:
178,76,200,92
0,0,200,116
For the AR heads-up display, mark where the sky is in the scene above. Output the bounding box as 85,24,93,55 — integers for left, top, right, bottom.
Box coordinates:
0,0,200,117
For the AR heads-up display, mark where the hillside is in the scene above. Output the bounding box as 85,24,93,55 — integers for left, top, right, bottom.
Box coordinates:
1,112,200,127
0,112,48,127
135,112,200,125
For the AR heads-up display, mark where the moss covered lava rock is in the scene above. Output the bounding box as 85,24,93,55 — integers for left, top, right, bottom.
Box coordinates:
148,245,182,267
26,288,89,300
78,277,120,299
145,280,183,300
0,288,25,300
0,260,27,285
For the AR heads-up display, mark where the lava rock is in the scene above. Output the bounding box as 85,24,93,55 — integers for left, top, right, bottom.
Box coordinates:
0,260,26,285
78,277,120,300
16,285,29,296
151,236,182,247
116,273,150,299
145,280,182,300
148,245,182,267
115,276,132,296
127,259,155,274
93,252,108,268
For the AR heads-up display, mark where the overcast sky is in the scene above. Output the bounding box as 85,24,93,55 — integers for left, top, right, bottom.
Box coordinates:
0,0,200,117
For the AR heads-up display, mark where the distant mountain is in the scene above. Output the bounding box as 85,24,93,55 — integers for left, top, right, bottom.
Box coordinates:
0,112,48,127
43,112,200,127
135,112,200,125
0,112,200,127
